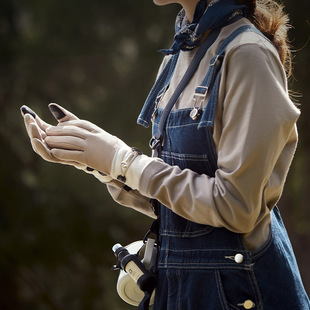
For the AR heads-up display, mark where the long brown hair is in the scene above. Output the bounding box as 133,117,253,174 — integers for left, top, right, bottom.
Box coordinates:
238,0,292,76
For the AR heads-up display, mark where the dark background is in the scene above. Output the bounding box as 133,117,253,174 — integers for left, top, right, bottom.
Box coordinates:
0,0,309,309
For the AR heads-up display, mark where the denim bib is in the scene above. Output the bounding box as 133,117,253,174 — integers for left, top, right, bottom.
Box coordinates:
138,25,310,310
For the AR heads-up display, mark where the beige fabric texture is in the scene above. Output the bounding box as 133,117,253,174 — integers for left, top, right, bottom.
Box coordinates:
108,18,300,250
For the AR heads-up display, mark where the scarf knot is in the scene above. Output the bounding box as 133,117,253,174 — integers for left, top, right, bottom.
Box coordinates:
160,0,249,55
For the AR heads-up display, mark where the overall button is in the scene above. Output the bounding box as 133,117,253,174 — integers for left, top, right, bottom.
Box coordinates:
238,299,255,309
244,299,255,309
234,253,244,264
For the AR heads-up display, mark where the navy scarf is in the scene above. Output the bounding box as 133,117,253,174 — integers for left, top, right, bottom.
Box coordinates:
160,0,249,55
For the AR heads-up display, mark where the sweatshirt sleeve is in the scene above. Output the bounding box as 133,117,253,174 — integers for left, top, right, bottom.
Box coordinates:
104,56,171,220
124,42,300,234
107,180,156,219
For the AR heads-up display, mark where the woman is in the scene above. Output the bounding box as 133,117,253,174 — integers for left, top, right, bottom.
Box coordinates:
21,0,310,309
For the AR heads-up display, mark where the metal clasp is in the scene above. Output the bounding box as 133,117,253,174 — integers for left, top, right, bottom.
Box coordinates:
210,55,220,66
190,86,208,120
210,54,224,67
149,136,162,150
152,85,169,122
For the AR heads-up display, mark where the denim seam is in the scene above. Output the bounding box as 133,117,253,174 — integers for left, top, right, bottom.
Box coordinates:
215,269,230,310
250,227,273,260
177,270,181,310
161,152,210,161
161,153,209,159
165,122,203,129
159,247,248,253
136,117,149,128
248,267,264,310
159,107,207,114
158,264,252,271
159,232,213,238
161,158,210,165
159,228,213,236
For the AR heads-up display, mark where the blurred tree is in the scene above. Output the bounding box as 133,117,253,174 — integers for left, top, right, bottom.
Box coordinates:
0,1,179,309
0,0,309,309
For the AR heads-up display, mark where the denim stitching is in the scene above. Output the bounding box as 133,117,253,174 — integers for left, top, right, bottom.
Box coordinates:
250,225,273,260
247,267,264,310
160,262,254,270
137,118,149,127
158,263,252,271
161,151,210,161
177,270,181,310
159,247,248,253
159,228,214,238
166,122,203,129
215,270,230,310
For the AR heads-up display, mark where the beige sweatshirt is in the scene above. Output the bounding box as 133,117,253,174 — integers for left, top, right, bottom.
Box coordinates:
107,18,300,250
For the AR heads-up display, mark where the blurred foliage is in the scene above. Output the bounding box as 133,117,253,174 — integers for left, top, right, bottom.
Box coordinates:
0,0,309,309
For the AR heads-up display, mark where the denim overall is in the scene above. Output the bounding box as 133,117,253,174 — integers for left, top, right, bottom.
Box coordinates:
138,26,310,310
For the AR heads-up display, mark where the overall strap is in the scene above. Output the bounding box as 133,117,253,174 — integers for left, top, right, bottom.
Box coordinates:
197,25,264,129
194,25,266,175
137,53,179,128
149,27,222,158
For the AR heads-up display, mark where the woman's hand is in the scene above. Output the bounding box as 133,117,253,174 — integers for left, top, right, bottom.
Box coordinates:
20,103,113,183
45,118,131,178
43,105,137,182
20,104,84,167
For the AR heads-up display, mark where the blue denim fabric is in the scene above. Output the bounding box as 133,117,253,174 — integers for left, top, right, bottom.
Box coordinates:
150,109,310,309
138,25,310,310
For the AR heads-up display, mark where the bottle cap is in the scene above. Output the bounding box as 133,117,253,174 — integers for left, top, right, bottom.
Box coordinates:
112,243,123,253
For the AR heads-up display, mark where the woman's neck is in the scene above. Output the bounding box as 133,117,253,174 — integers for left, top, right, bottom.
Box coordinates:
182,0,209,22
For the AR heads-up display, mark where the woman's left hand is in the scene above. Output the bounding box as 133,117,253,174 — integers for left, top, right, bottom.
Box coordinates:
45,107,132,179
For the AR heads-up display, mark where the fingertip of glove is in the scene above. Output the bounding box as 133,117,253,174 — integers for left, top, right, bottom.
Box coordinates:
48,103,66,121
21,105,36,118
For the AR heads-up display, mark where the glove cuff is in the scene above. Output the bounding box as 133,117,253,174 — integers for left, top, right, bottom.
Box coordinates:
111,146,163,191
112,147,142,182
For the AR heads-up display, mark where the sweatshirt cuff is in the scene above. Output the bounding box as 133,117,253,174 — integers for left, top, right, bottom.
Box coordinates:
125,154,158,190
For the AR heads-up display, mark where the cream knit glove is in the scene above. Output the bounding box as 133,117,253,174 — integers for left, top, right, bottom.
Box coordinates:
20,104,113,183
44,106,142,183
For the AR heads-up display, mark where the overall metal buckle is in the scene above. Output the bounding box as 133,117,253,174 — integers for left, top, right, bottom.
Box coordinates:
149,136,162,150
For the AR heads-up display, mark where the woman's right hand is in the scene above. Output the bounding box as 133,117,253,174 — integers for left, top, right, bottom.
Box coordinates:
20,104,83,167
20,104,113,183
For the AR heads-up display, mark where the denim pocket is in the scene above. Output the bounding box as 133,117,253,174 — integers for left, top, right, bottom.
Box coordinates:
154,269,224,310
154,268,262,310
215,268,262,310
